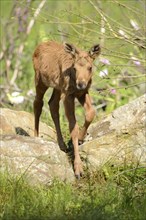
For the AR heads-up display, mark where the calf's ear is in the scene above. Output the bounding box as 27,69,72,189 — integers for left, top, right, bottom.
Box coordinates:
89,44,101,60
64,42,78,56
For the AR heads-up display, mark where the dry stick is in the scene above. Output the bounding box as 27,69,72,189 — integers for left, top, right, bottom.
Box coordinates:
0,2,17,83
66,22,140,50
10,0,46,86
26,0,46,35
101,52,145,63
88,0,119,38
10,44,24,87
100,75,146,80
97,81,146,95
88,0,146,49
114,0,144,15
56,12,145,55
100,17,105,48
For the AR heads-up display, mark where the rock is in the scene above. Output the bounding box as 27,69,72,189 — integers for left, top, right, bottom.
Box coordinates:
81,94,146,169
0,135,74,185
0,108,57,141
0,95,145,184
0,108,74,185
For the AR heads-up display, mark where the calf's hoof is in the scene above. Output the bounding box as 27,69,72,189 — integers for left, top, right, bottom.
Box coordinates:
59,142,68,153
74,161,83,179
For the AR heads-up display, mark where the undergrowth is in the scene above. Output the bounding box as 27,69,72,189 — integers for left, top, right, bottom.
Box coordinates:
0,165,146,220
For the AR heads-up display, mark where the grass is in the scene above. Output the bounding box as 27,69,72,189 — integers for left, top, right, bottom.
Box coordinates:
0,165,146,220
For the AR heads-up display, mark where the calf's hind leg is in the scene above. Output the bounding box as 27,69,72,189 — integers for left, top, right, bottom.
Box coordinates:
34,83,47,137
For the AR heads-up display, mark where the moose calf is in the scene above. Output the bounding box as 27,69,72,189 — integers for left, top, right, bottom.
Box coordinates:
33,41,100,178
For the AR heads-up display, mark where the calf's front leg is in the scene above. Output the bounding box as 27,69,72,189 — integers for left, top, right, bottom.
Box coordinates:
77,93,95,142
64,96,83,178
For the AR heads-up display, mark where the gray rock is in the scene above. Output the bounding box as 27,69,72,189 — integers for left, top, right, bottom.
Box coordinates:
81,94,146,169
0,108,57,141
88,94,146,138
0,135,74,185
0,94,145,184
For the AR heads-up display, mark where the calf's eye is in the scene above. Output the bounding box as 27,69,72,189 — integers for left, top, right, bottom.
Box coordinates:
88,66,92,72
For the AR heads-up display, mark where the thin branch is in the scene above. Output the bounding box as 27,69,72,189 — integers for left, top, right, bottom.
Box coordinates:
26,0,46,35
97,81,146,94
10,0,46,86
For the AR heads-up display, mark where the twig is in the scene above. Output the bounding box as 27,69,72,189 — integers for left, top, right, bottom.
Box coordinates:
10,44,24,85
97,81,146,94
88,0,146,49
10,0,46,86
26,0,46,35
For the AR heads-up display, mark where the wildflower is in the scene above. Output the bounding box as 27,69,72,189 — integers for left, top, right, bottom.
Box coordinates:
130,19,140,30
133,60,141,66
7,91,24,104
27,89,35,96
11,91,20,97
100,57,111,65
110,88,116,94
131,56,141,66
99,69,108,78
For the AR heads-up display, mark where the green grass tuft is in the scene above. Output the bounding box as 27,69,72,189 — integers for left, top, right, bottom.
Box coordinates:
0,166,146,220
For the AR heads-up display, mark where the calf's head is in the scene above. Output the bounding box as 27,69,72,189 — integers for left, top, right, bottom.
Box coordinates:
64,43,101,90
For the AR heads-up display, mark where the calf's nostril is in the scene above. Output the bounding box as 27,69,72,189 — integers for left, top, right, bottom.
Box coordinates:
77,82,86,90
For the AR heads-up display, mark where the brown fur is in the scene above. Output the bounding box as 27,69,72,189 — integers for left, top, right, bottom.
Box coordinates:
33,41,100,178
